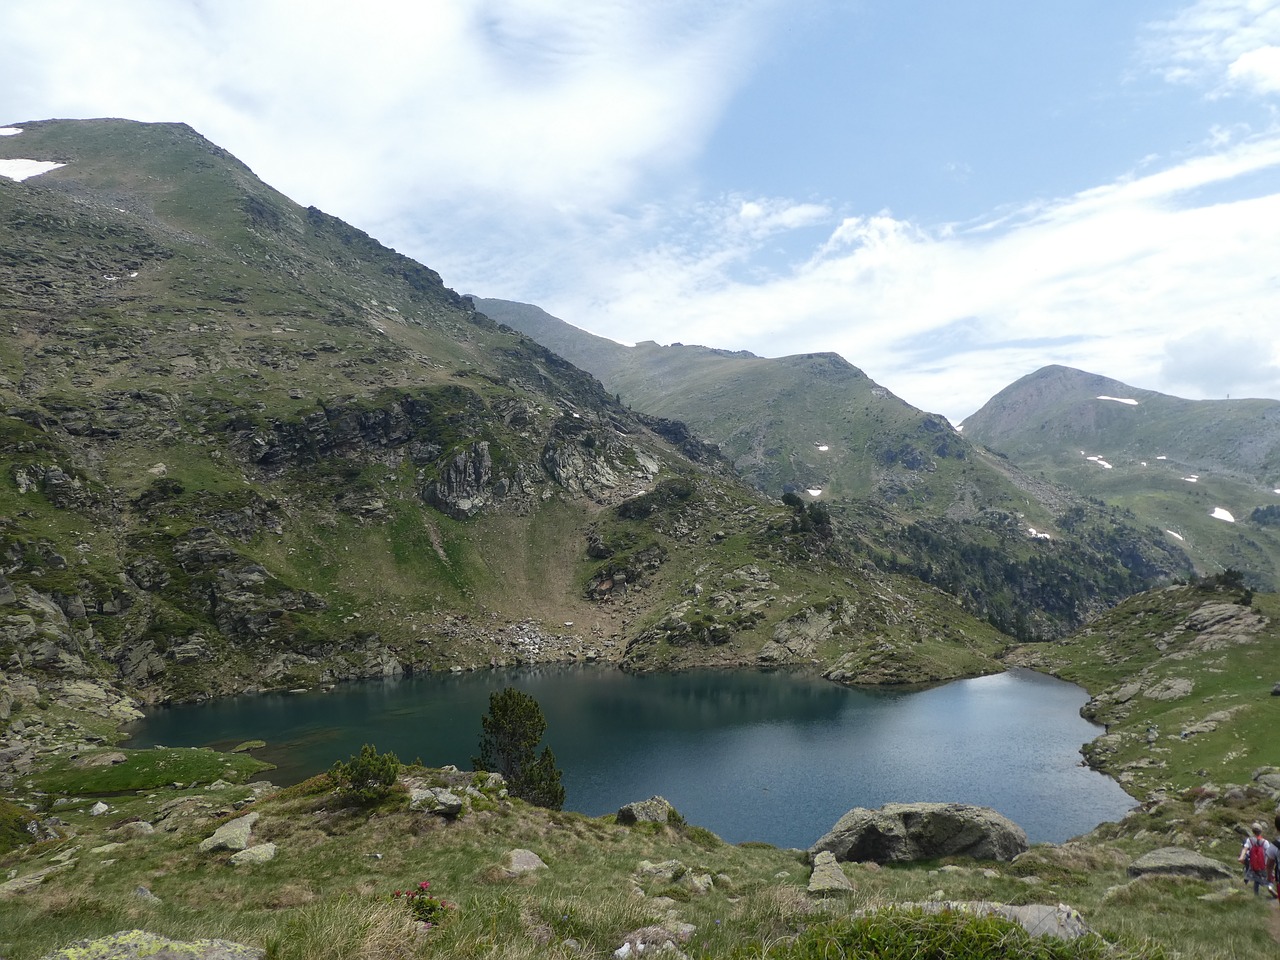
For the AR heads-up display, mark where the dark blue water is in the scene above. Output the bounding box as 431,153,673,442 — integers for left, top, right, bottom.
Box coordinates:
123,665,1134,847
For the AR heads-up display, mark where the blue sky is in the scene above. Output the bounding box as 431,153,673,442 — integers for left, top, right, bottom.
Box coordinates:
3,0,1279,421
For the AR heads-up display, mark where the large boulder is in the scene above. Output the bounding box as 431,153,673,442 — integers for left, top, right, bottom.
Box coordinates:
808,850,854,894
199,812,258,852
408,786,467,818
810,802,1028,863
616,796,677,825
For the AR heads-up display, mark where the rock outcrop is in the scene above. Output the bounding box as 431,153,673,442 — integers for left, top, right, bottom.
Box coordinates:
810,802,1028,864
1126,846,1234,880
39,930,263,960
807,850,854,893
616,796,677,825
198,812,258,852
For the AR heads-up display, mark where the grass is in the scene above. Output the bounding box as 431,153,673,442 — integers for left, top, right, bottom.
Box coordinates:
4,771,1241,960
1009,582,1280,798
29,747,270,796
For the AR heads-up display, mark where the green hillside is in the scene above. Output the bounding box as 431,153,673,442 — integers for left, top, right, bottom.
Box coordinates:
2,121,1279,960
962,365,1280,589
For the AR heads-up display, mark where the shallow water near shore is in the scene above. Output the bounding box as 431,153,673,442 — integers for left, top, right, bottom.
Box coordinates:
124,664,1135,847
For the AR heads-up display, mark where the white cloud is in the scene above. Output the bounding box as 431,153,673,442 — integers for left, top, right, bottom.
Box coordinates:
734,199,831,239
1228,45,1280,92
530,129,1280,419
0,1,778,219
1145,0,1280,96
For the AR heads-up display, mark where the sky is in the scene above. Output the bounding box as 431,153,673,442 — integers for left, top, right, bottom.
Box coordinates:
3,0,1279,422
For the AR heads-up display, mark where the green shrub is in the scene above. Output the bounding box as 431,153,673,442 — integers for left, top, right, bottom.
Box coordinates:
329,743,400,806
730,908,1167,960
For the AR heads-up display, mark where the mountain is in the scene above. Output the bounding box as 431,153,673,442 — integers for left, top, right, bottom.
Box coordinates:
0,118,1019,710
474,299,1194,638
962,365,1280,589
7,123,1280,960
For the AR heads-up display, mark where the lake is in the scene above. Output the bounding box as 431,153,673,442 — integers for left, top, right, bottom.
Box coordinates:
123,665,1135,848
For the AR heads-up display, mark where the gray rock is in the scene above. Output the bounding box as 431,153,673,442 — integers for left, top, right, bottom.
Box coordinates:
39,929,263,960
635,859,685,883
1144,677,1193,701
116,820,156,839
1254,769,1280,794
0,860,75,895
230,842,277,866
503,848,547,876
408,786,466,818
199,812,258,852
883,901,1089,940
808,850,853,893
614,923,695,958
686,873,714,895
616,796,676,825
134,885,162,903
75,751,128,768
811,802,1028,863
1272,682,1280,697
90,801,109,816
1127,846,1234,880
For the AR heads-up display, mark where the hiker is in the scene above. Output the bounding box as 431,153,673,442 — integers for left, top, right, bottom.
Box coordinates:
1273,813,1280,899
1238,822,1277,896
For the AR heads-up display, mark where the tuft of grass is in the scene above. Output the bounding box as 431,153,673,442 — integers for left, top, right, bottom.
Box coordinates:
265,896,423,960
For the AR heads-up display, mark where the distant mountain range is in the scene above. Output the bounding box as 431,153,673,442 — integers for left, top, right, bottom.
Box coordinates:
475,299,1280,592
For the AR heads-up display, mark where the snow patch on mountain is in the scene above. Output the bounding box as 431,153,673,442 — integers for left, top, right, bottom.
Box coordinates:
1210,507,1235,522
0,127,22,136
0,158,66,181
1096,396,1138,405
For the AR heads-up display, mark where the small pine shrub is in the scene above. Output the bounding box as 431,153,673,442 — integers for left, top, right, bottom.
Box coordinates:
329,743,399,806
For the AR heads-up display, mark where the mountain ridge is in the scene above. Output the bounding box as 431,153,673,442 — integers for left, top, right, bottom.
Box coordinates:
963,363,1280,588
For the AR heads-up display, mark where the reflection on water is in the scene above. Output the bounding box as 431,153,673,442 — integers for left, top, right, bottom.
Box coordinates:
125,665,1134,847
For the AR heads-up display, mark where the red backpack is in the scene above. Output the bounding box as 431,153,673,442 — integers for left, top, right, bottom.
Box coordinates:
1248,837,1268,872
